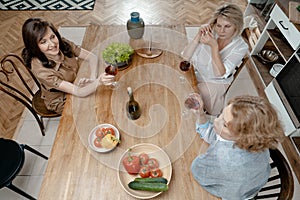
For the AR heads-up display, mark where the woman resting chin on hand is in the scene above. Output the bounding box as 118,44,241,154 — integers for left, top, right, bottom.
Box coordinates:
181,3,249,115
21,18,115,114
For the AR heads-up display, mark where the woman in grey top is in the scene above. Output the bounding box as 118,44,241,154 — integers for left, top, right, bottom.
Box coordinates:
190,94,285,200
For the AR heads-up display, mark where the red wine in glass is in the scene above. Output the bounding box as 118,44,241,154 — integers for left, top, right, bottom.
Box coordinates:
105,65,118,75
179,61,191,71
184,96,200,110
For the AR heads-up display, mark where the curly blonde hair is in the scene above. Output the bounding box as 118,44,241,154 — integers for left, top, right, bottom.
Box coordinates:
209,3,244,38
227,95,285,152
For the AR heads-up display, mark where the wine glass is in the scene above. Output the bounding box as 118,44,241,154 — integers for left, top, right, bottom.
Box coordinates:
179,60,191,83
105,65,118,88
182,93,200,117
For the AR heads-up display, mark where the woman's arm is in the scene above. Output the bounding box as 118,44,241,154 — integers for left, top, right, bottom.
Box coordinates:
78,48,98,80
200,29,226,77
210,44,226,76
181,33,201,61
57,73,114,97
190,93,217,143
181,25,211,61
191,93,207,124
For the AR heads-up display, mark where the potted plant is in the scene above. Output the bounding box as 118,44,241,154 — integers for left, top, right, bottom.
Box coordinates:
102,42,134,69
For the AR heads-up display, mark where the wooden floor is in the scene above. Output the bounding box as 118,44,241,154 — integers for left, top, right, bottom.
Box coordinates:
0,0,247,138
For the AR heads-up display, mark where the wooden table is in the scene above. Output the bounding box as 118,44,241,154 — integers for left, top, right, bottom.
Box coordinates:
38,25,220,200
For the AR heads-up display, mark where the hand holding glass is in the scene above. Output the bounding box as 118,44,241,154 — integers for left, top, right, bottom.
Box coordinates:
184,96,200,110
105,65,118,88
182,93,201,117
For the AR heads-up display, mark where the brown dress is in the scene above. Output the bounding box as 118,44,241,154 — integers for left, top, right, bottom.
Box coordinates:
31,39,81,114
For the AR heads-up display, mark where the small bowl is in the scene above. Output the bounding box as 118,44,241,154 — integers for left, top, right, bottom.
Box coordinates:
258,50,279,64
270,63,284,77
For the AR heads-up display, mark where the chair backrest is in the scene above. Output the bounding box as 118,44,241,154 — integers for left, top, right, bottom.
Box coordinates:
225,56,249,95
0,54,60,136
254,148,294,199
0,54,41,110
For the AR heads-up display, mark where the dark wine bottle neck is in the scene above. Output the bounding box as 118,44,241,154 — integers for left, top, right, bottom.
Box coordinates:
129,94,135,101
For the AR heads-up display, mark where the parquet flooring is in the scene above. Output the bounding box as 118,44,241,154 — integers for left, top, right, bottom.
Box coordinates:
0,0,247,138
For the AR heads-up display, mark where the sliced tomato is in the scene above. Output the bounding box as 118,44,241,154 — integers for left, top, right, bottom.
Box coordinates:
150,168,163,178
95,128,105,138
139,165,150,178
94,137,102,148
102,127,115,136
147,158,159,169
139,153,149,165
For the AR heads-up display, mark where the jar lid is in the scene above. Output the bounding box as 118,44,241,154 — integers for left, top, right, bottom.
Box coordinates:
130,12,140,23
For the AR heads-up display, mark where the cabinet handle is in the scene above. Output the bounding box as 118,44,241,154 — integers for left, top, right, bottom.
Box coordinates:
279,21,288,30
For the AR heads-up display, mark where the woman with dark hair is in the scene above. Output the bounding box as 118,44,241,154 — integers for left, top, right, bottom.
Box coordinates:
189,94,285,199
22,18,114,114
181,4,249,115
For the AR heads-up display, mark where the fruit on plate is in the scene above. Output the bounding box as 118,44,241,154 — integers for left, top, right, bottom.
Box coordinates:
147,158,159,169
128,177,169,192
94,137,102,148
128,181,169,192
133,177,168,184
139,153,149,165
150,168,163,178
100,134,119,149
101,127,115,136
123,149,141,175
139,165,150,178
96,127,115,138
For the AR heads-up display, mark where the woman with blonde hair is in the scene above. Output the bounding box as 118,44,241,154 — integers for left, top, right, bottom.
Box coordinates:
189,94,285,200
181,3,249,115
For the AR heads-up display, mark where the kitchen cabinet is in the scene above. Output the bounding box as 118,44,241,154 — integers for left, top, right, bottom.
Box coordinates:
244,0,300,183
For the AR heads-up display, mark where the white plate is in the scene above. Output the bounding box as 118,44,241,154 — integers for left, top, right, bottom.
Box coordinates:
88,123,120,153
118,143,172,199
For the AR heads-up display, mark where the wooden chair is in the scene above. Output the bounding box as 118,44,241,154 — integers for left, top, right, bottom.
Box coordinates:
253,148,294,200
0,137,48,200
0,54,60,136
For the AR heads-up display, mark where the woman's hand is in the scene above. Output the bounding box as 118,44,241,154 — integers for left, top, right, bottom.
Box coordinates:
190,93,207,124
198,25,217,47
98,72,115,86
198,25,211,37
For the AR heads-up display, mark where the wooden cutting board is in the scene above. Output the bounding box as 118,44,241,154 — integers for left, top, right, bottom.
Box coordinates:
289,1,300,24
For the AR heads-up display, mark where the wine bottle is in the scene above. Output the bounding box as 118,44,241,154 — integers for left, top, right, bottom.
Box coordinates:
126,87,141,120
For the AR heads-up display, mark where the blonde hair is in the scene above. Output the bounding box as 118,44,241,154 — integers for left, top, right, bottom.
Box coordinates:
209,3,244,38
227,95,285,152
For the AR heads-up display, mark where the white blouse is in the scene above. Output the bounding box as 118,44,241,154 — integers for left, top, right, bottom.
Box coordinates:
191,35,248,84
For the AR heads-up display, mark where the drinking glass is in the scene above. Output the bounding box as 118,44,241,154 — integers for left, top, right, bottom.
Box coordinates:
179,61,191,83
182,93,200,117
105,65,118,88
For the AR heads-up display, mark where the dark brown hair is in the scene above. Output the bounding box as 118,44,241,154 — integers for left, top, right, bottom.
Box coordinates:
21,18,74,68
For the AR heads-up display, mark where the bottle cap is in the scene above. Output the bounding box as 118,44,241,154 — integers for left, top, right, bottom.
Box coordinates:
127,87,132,94
130,12,140,23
